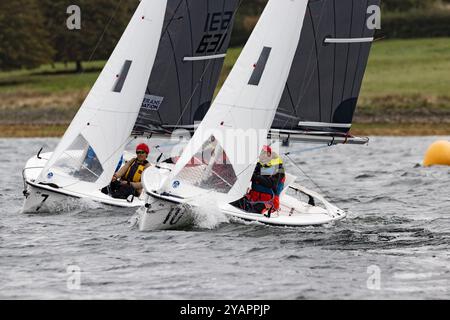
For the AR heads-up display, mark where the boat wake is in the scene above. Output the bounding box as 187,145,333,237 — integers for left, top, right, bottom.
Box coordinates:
128,196,230,231
21,197,105,214
191,197,229,230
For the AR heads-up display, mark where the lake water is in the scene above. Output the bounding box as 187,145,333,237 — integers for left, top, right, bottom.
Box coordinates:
0,137,449,299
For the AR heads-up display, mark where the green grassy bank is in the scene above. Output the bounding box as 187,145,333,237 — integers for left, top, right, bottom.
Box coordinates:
1,38,449,137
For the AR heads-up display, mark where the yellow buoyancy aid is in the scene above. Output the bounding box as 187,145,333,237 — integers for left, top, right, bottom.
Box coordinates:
123,159,148,183
258,155,283,168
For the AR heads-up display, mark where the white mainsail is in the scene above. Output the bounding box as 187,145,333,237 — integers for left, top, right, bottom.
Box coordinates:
163,0,309,203
38,0,167,188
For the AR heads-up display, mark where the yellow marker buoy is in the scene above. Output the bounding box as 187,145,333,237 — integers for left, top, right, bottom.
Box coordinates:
423,140,450,167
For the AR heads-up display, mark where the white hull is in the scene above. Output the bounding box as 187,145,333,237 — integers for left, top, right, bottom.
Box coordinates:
138,191,346,231
22,152,144,213
134,196,195,231
23,183,80,213
220,193,346,227
138,166,346,231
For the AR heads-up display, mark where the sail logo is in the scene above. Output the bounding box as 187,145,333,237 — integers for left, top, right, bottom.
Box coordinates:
141,94,164,111
196,11,233,54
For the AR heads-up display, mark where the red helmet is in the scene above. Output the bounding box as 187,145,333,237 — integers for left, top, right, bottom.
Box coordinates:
136,143,150,154
262,145,272,155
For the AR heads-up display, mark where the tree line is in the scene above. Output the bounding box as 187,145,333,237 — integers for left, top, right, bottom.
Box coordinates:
0,0,136,71
0,0,447,71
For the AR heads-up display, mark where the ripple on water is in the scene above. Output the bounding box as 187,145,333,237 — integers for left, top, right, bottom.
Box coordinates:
1,137,450,299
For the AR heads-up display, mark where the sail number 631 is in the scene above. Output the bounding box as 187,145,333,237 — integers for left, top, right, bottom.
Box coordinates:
196,11,233,54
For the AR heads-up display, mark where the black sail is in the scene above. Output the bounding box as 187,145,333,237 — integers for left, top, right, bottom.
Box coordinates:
132,0,240,135
272,0,380,134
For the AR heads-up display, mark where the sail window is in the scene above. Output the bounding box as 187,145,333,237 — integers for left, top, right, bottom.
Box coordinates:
113,60,132,93
248,47,271,86
175,136,237,193
50,135,104,183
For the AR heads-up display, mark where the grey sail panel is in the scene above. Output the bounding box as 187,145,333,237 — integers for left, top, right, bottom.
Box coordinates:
272,0,380,134
132,0,240,135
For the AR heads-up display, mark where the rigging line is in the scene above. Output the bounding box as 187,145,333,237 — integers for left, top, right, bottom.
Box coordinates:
205,0,229,111
286,83,299,118
85,0,124,68
308,5,323,121
283,144,332,156
195,0,210,120
166,29,184,117
373,36,385,42
293,1,366,126
281,0,328,130
331,0,337,123
295,5,319,102
174,142,271,205
199,1,226,121
340,0,355,103
142,0,184,128
195,151,234,188
162,185,222,205
160,0,185,37
278,84,299,131
230,140,277,183
70,0,125,153
201,164,234,188
168,140,281,206
350,0,370,96
98,135,138,173
185,0,195,122
172,0,246,130
284,153,328,197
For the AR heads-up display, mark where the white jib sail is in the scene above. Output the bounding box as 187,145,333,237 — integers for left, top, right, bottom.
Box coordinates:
164,0,308,203
38,0,167,189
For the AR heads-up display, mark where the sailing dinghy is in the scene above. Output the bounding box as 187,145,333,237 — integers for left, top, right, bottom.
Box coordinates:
137,0,379,230
21,0,240,213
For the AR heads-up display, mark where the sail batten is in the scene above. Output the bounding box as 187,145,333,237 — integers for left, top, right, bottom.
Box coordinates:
298,121,352,128
183,54,226,61
324,37,374,43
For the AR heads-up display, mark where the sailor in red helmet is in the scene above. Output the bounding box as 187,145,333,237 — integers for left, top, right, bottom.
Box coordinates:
103,143,151,198
232,145,286,216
